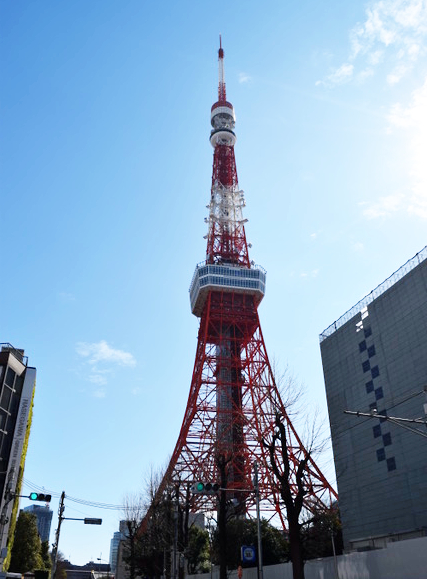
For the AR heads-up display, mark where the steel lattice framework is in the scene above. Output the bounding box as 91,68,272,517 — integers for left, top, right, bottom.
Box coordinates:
141,39,336,531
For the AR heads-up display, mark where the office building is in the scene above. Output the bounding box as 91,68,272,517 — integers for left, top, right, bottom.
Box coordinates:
109,530,123,573
0,344,37,560
23,504,53,542
320,247,427,549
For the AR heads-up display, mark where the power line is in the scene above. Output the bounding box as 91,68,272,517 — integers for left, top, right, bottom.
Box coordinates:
66,495,123,510
334,388,426,440
344,410,427,439
23,478,123,510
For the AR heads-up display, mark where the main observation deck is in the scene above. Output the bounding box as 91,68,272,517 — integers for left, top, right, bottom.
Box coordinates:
189,262,266,317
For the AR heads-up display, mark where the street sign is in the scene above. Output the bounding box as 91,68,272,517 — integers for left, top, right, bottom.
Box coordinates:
241,545,256,563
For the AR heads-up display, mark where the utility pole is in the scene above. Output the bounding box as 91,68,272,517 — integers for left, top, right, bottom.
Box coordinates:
253,462,263,579
173,488,178,579
48,490,103,579
51,491,65,579
331,526,339,579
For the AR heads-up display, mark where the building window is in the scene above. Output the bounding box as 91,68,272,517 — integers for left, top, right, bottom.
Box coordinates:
371,366,380,379
375,387,384,400
368,345,376,358
387,457,397,471
0,410,6,431
362,360,371,372
373,424,381,438
378,409,387,423
5,368,16,388
0,387,12,412
364,327,372,338
366,380,374,393
377,448,386,462
383,432,392,446
359,341,367,353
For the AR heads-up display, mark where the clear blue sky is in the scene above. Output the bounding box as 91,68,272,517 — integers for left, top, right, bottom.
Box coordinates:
2,0,427,565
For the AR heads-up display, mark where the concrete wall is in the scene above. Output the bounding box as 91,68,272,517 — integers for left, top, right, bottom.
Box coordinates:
320,258,427,546
188,536,427,579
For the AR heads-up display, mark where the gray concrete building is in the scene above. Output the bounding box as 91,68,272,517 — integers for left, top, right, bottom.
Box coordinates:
320,247,427,550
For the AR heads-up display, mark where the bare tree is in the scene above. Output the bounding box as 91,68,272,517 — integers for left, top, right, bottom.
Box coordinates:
122,492,146,579
131,465,177,579
263,411,329,579
270,360,304,413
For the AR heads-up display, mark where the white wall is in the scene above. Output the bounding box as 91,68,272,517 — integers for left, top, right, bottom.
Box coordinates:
188,535,427,579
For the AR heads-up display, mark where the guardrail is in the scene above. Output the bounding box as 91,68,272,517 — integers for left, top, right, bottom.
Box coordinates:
319,245,427,343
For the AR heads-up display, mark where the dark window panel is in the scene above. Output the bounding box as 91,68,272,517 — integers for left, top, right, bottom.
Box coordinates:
368,345,376,358
0,387,12,412
373,424,381,438
383,433,392,446
378,409,388,423
377,448,386,462
366,381,374,393
5,368,15,388
359,341,367,353
387,457,397,471
375,387,384,400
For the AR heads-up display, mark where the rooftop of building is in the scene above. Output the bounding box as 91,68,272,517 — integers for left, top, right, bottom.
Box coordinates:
319,244,427,343
0,343,28,365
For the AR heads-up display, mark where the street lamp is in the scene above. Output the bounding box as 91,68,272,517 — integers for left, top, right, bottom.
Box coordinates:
97,556,110,579
253,461,264,579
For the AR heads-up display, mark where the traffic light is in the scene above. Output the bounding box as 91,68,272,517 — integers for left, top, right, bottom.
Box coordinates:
84,518,102,525
190,482,220,494
29,493,52,502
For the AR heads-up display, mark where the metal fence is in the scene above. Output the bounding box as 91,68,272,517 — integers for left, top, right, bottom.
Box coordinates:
319,245,427,343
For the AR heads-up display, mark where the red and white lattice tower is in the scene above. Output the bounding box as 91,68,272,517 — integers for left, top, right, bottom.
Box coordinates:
149,39,336,526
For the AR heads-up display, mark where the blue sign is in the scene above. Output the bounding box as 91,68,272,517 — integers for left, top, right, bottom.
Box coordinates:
241,545,256,563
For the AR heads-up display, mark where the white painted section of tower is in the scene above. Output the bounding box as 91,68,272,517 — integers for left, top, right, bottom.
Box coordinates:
210,129,237,147
211,104,235,122
206,186,246,234
189,263,266,317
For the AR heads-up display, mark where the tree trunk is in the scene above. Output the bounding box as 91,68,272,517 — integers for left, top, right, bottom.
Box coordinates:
288,522,304,579
128,529,136,579
218,486,227,579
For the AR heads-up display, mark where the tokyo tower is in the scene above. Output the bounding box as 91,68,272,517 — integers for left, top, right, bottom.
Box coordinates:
147,39,336,528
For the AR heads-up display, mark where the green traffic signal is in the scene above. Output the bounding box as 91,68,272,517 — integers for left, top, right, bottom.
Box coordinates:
191,482,220,494
29,492,52,502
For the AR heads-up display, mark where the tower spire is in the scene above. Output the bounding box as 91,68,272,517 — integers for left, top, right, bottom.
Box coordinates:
207,38,250,267
218,35,226,102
